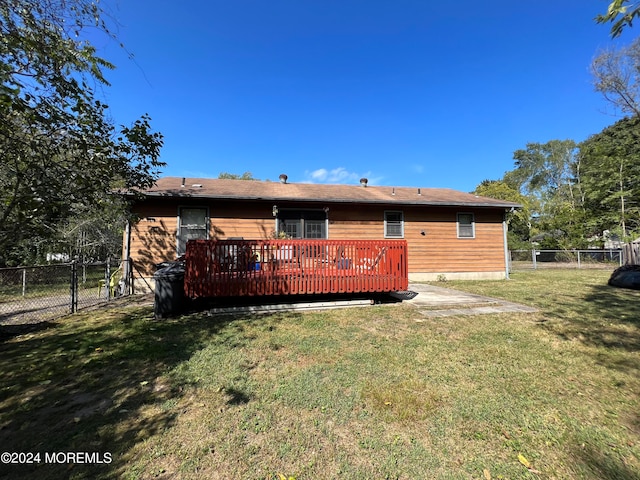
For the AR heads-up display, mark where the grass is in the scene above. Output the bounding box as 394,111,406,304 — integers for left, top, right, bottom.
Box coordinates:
0,268,105,303
0,270,639,479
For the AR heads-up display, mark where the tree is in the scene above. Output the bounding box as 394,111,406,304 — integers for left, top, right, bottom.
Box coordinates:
218,171,258,180
506,140,586,248
473,180,533,249
579,116,640,242
0,0,164,265
508,140,582,206
596,0,640,38
591,37,640,117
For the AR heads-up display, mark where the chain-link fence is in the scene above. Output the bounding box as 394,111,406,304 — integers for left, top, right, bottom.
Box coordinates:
0,259,132,325
509,249,624,272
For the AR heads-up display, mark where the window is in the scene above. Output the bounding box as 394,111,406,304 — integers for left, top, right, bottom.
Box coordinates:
384,211,404,238
177,207,208,255
305,220,325,239
282,220,300,239
457,213,475,238
277,210,327,239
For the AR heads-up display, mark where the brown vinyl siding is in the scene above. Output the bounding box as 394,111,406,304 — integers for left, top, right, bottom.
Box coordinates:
403,208,506,273
327,206,381,239
128,203,178,275
328,206,505,273
209,217,274,240
127,199,507,277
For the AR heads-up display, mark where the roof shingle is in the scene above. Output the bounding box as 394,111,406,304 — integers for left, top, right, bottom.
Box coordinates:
139,177,520,209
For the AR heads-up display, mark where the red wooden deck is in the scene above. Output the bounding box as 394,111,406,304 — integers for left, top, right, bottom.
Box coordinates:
184,239,408,298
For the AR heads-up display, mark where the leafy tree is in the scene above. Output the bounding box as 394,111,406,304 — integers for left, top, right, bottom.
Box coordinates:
504,140,587,248
508,140,580,201
579,116,640,242
596,0,640,37
218,171,258,180
0,0,164,265
591,37,640,117
473,180,533,249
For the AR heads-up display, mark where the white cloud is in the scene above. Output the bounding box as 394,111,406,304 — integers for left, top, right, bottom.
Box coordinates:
309,168,329,181
304,167,382,185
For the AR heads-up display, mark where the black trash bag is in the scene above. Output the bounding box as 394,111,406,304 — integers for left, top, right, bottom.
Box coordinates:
608,265,640,290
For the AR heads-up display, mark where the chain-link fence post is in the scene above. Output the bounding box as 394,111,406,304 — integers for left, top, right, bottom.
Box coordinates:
104,257,111,301
69,260,78,314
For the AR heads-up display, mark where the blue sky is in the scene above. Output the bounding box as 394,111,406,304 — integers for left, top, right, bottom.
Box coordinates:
96,0,635,192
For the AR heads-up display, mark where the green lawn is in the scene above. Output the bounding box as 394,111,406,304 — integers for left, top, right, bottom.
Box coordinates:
0,266,106,303
0,270,638,479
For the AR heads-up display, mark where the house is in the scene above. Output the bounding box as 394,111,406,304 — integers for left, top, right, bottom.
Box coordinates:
123,176,519,291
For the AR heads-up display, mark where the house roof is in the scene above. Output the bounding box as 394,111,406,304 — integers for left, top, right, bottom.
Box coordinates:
136,176,520,209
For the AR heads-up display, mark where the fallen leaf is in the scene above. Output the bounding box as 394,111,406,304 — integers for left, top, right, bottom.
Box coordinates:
483,468,491,480
518,453,531,468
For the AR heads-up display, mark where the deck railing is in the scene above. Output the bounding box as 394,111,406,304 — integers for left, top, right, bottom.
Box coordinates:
184,239,408,298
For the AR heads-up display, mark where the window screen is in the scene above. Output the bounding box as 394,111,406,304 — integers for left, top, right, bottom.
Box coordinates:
384,211,404,238
178,207,208,255
457,213,475,238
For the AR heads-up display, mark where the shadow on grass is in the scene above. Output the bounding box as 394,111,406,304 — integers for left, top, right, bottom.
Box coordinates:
576,443,640,480
0,304,272,479
224,386,252,406
540,282,640,361
0,321,57,342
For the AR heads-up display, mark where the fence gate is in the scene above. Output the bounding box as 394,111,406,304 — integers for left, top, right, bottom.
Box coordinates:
0,259,129,326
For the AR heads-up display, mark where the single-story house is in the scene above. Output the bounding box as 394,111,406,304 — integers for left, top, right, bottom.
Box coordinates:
123,175,519,290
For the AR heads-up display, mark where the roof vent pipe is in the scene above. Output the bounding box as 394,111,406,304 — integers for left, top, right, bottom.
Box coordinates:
418,188,421,195
181,177,186,187
392,187,395,196
360,178,368,187
279,174,288,184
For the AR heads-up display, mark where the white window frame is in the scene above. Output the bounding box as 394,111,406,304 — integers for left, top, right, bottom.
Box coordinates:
457,212,475,239
177,206,209,256
384,210,404,238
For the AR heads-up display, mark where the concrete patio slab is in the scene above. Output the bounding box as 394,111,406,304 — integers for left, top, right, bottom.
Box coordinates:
405,283,537,318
